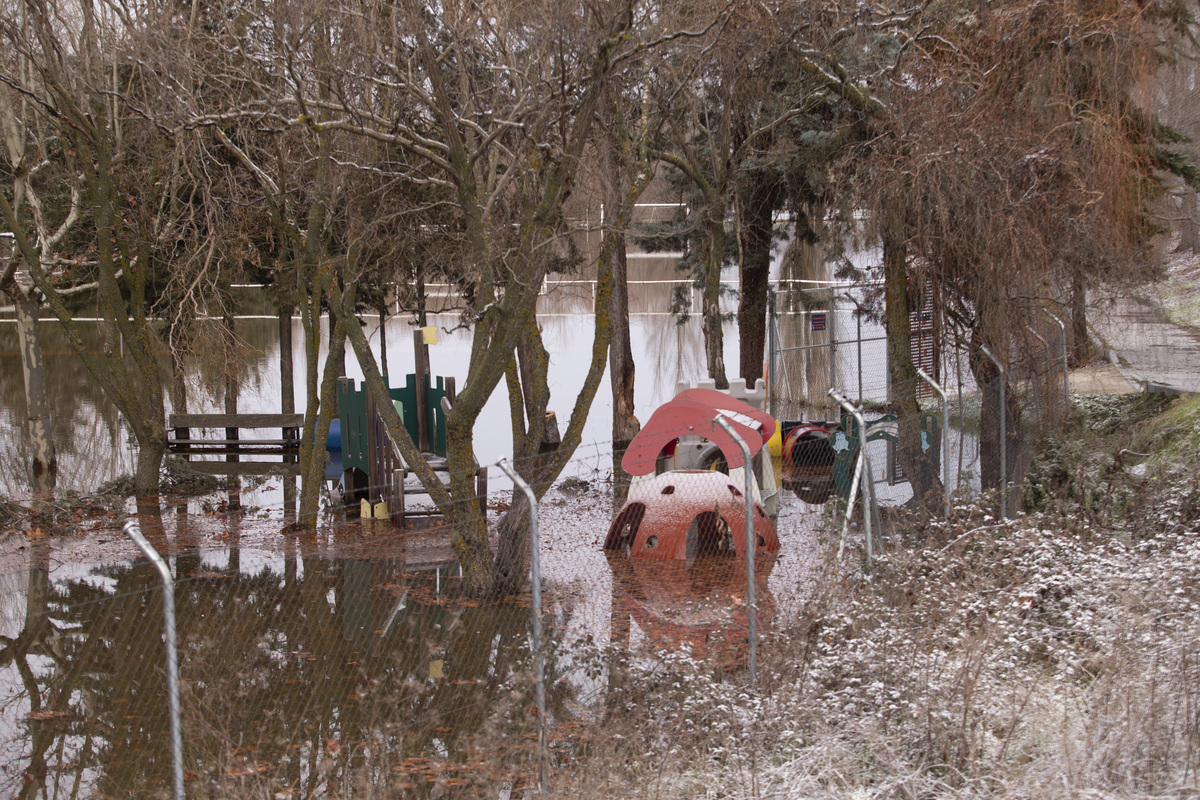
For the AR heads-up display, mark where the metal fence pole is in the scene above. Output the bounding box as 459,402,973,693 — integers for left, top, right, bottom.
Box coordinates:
828,304,838,414
916,367,951,517
767,289,777,418
829,389,876,570
495,460,546,796
979,346,1006,519
837,450,865,562
1045,310,1070,410
122,521,184,800
714,416,757,684
857,311,863,406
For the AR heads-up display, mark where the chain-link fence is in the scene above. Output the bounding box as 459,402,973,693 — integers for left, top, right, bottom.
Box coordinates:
0,476,548,799
768,283,1071,515
0,296,1076,798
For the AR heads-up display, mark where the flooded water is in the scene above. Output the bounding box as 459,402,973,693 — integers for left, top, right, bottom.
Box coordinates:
0,276,749,502
0,482,832,798
0,531,540,796
0,229,996,796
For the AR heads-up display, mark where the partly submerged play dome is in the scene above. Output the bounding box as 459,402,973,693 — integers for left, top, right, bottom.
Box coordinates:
603,471,779,560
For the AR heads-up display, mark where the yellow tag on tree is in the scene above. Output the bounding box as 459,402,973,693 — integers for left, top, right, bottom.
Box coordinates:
421,326,438,345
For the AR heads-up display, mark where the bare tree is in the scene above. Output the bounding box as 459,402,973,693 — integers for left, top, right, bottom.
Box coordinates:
0,27,72,497
0,0,201,493
859,0,1197,497
277,0,647,594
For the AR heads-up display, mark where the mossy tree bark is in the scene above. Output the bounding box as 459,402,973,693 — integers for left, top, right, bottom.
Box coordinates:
882,205,944,515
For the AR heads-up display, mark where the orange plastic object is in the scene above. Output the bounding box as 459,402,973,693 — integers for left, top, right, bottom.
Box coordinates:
621,398,765,476
673,387,776,444
780,423,837,504
607,551,777,666
603,471,779,559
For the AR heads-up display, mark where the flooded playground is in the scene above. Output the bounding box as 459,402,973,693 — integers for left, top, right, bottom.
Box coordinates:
0,249,997,796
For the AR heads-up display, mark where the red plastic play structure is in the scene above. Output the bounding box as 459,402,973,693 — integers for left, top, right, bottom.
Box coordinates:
620,388,776,476
605,391,779,560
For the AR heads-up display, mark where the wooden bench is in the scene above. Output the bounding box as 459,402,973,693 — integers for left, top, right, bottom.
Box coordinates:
167,413,305,456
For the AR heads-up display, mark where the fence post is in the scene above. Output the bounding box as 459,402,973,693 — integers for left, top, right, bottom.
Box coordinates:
828,302,838,414
1045,310,1070,410
767,289,777,418
979,345,1006,519
829,389,877,570
713,416,757,684
836,448,865,562
122,521,185,800
495,460,546,796
916,367,951,517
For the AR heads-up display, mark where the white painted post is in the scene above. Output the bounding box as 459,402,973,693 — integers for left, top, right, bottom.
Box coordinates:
829,389,876,570
916,367,951,517
495,460,545,796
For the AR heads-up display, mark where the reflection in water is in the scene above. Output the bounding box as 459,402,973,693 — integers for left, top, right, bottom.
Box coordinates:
0,317,284,499
0,548,551,798
1,287,742,500
606,551,776,670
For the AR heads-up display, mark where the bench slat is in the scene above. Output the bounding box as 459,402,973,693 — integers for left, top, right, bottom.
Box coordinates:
182,461,304,476
169,413,305,429
168,439,297,447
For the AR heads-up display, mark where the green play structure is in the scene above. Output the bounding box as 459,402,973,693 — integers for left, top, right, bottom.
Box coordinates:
831,409,941,493
338,372,449,476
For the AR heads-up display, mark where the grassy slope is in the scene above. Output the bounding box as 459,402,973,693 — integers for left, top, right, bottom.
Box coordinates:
561,394,1200,799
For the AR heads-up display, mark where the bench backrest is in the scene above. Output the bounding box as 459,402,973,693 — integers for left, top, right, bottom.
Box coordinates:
169,413,305,429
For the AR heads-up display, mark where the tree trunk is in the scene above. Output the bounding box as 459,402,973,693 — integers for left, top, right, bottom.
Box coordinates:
279,304,297,514
298,315,347,528
882,209,944,514
12,289,56,498
1175,190,1199,254
967,328,1021,495
610,236,639,501
297,290,324,516
279,306,295,417
169,318,189,418
1069,268,1089,367
599,112,641,502
702,210,728,389
737,181,775,385
378,298,389,380
224,311,241,509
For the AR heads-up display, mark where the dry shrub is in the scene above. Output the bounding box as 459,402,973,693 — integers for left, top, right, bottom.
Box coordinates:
555,497,1200,798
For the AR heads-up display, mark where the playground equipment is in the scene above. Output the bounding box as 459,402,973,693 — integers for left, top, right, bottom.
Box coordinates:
332,330,485,526
777,407,942,504
604,471,779,559
606,550,777,668
605,390,779,560
335,373,486,527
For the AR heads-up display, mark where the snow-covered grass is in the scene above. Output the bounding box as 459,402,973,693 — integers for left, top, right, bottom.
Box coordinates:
557,394,1200,799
